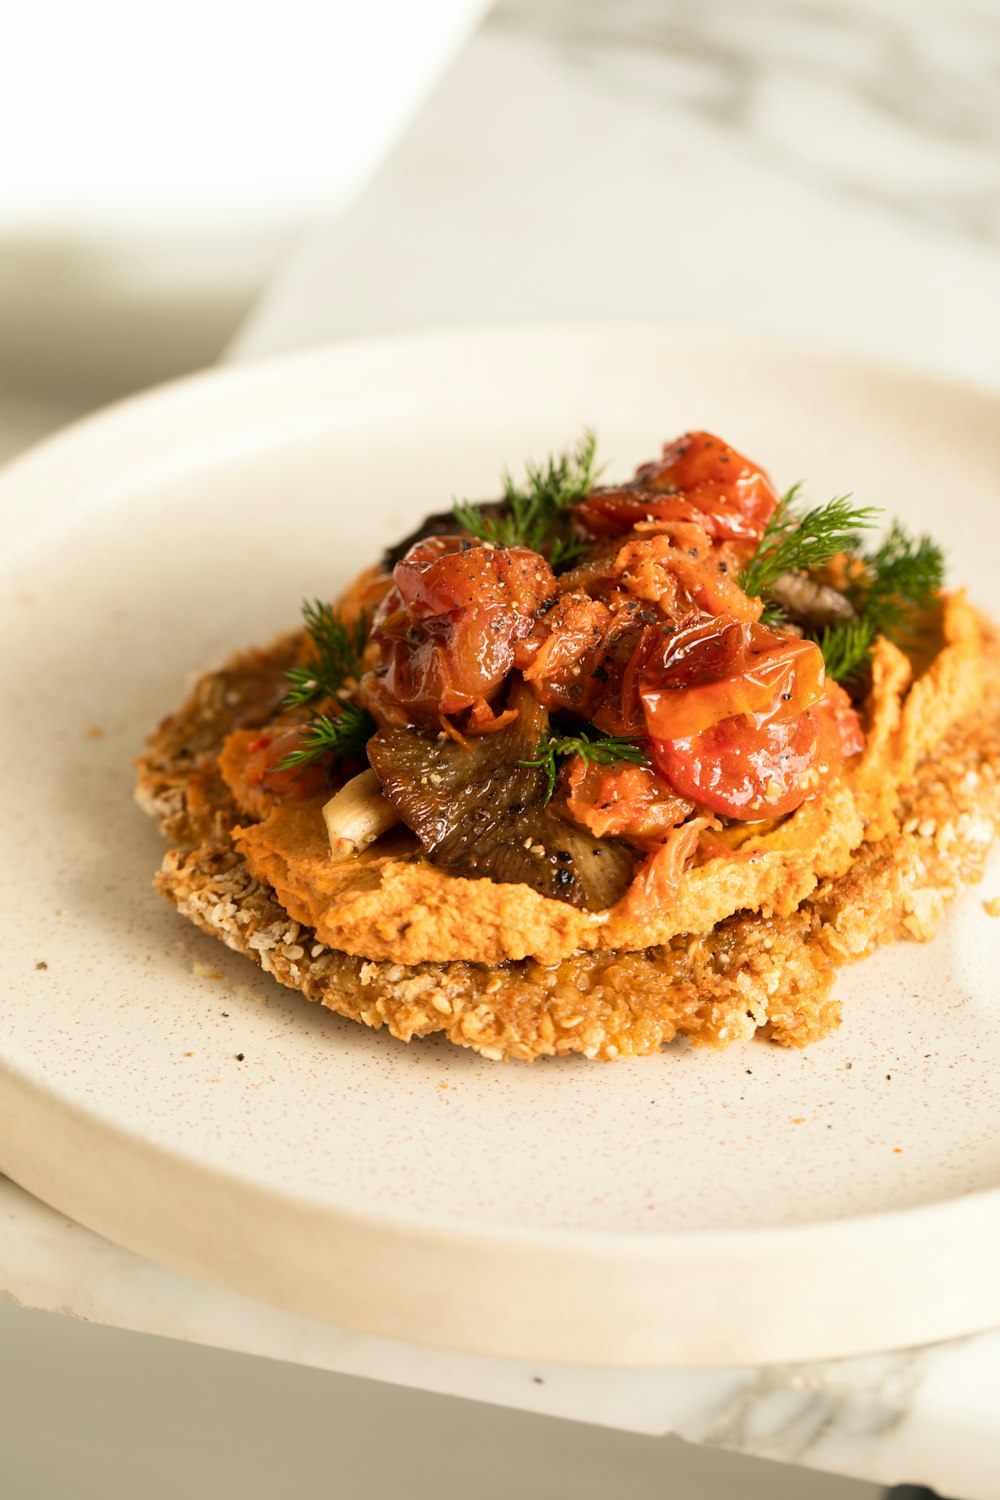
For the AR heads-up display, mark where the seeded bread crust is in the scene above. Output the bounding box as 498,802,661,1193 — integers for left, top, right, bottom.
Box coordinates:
136,624,1000,1061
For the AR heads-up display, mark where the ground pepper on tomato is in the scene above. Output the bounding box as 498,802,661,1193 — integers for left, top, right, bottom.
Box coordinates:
360,537,557,726
651,685,862,821
351,432,868,853
638,618,827,741
563,757,694,848
573,430,780,547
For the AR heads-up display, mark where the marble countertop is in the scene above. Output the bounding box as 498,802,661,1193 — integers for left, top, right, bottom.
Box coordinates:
5,2,1000,1496
238,0,1000,385
4,1173,1000,1499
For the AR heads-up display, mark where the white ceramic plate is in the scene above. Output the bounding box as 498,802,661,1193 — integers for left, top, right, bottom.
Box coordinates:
1,325,999,1368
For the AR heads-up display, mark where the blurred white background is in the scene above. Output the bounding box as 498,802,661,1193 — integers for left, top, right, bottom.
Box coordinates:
0,0,488,456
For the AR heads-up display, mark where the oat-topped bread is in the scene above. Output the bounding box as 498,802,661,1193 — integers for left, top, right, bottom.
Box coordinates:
136,431,1000,1060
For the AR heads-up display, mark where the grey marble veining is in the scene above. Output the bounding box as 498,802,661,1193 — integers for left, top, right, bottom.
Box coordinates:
697,1350,927,1460
237,0,1000,388
495,0,1000,246
4,1172,1000,1496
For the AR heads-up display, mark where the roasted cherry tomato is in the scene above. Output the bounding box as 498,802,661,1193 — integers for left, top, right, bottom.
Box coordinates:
634,430,780,543
612,533,762,623
574,431,780,546
521,593,620,716
639,618,827,742
563,756,692,848
365,602,521,720
653,711,821,818
363,537,557,724
243,725,331,800
394,536,556,618
651,684,864,819
574,489,717,540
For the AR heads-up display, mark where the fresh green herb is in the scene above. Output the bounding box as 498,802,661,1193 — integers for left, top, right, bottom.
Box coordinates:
282,600,369,711
739,484,945,686
453,429,601,562
813,525,944,688
758,600,786,628
276,703,375,774
855,521,945,638
738,488,880,600
521,729,650,804
277,602,373,774
548,532,590,571
817,618,876,683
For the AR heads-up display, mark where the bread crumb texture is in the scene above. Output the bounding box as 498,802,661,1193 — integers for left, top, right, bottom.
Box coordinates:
137,613,1000,1061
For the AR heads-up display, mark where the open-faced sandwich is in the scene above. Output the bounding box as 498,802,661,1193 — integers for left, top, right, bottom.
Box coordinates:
137,431,1000,1060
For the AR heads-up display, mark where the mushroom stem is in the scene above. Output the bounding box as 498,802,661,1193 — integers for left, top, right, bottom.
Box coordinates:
768,572,855,631
322,769,400,861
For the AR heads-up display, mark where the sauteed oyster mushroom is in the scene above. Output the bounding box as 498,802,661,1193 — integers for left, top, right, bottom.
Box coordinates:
367,684,636,910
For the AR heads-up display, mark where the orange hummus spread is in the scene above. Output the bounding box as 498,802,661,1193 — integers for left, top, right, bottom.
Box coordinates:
227,593,983,966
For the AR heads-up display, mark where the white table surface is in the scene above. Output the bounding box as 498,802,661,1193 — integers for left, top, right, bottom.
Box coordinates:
5,2,1000,1496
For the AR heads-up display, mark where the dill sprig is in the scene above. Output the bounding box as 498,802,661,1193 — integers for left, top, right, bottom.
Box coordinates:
276,703,375,773
283,600,369,711
817,618,876,683
855,521,945,638
740,486,945,686
277,601,372,774
453,430,601,563
817,525,945,685
521,729,650,804
738,488,880,600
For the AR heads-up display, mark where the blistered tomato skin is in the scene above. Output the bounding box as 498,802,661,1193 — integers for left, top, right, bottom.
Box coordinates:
563,756,693,847
364,538,558,725
574,489,730,541
394,536,557,618
636,431,780,542
653,712,823,819
651,684,865,820
638,618,827,741
574,431,780,547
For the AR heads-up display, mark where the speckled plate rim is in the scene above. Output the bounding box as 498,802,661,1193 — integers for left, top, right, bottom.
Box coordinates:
2,321,1000,1367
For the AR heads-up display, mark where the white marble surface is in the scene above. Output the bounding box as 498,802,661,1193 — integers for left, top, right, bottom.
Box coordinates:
237,0,1000,387
3,1171,999,1498
5,2,1000,1496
